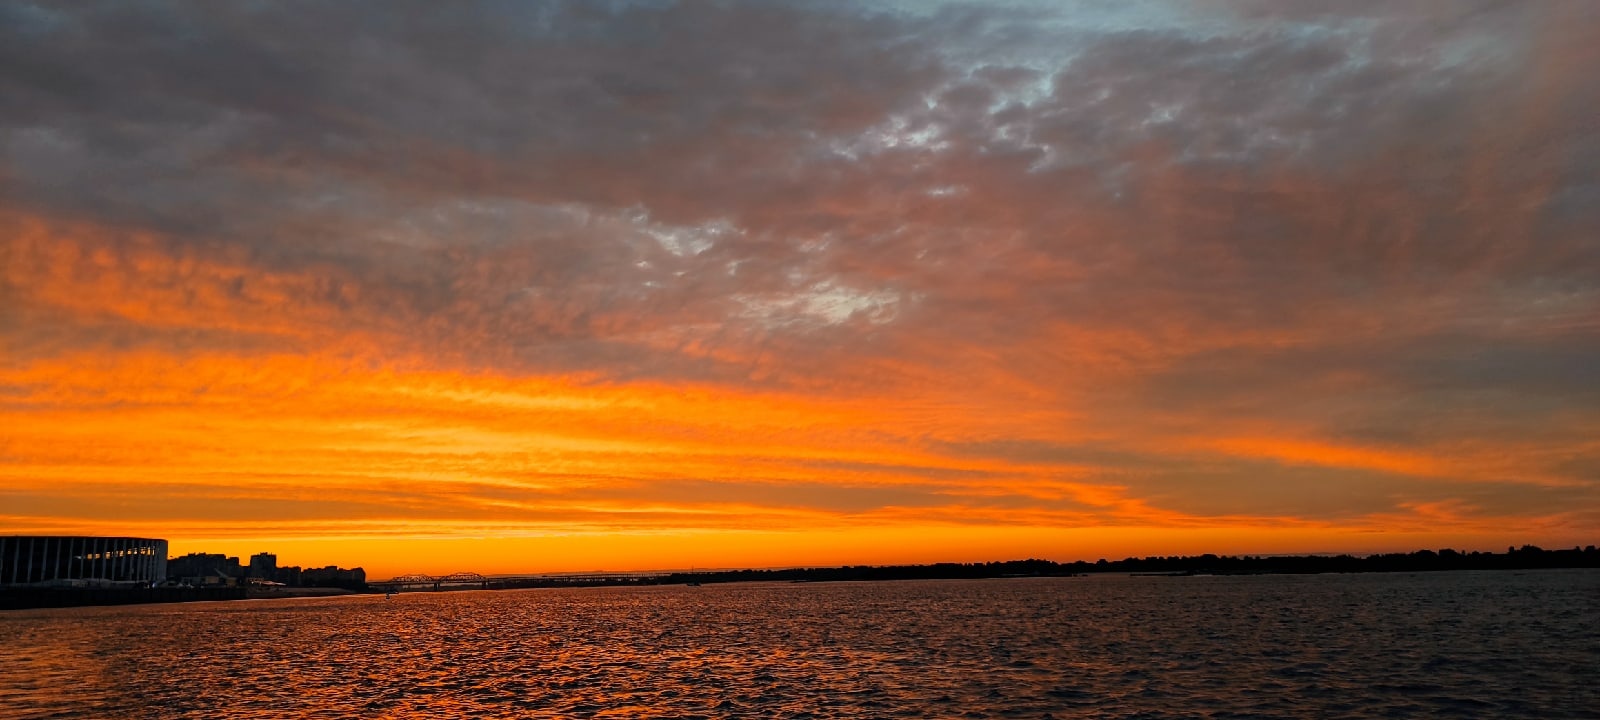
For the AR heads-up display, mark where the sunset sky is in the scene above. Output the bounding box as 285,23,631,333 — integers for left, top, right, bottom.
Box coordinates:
3,1,1597,578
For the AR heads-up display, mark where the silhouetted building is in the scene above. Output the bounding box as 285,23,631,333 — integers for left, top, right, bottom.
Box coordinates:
273,565,302,586
249,552,277,578
301,565,366,589
167,553,245,586
0,536,168,587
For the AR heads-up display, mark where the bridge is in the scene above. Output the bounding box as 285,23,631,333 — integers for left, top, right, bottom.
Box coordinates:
369,571,674,592
373,572,491,592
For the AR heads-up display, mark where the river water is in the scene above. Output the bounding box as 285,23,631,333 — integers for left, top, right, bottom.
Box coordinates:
1,570,1595,718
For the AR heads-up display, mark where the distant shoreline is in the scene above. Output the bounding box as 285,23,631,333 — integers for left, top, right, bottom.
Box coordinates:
417,544,1599,592
589,544,1600,588
244,586,358,599
4,545,1594,610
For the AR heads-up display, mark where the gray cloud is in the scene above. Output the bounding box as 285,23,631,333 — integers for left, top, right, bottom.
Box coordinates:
3,0,1597,523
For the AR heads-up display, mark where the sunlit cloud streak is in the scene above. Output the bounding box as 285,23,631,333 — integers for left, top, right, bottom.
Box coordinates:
2,0,1596,574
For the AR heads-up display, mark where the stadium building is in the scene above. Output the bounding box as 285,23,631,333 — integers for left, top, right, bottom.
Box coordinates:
0,536,168,587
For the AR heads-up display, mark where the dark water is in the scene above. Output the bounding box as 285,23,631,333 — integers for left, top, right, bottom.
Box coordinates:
1,570,1596,719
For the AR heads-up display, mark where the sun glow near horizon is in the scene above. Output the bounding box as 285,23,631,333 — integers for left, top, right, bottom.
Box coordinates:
5,324,1590,578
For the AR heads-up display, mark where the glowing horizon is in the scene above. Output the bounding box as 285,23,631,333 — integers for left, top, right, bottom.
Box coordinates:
3,1,1597,579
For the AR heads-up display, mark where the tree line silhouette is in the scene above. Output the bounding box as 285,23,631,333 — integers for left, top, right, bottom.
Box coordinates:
656,544,1600,585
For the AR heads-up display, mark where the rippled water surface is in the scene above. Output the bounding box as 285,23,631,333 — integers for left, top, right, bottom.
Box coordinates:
2,570,1596,718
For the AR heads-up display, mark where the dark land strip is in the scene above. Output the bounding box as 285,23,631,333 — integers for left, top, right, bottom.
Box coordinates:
5,544,1595,609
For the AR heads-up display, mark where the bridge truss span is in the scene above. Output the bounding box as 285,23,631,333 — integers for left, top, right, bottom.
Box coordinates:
389,574,435,585
371,570,674,592
438,572,486,583
373,571,491,592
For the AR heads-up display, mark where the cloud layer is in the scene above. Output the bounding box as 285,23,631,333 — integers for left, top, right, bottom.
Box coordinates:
3,0,1597,574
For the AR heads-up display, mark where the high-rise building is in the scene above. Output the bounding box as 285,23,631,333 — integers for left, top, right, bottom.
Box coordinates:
249,552,277,578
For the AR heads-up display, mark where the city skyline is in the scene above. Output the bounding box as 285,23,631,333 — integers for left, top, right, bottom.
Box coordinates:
4,1,1598,579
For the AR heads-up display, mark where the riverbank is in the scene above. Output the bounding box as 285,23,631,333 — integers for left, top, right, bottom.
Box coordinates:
245,586,360,599
1,585,370,610
0,585,247,611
